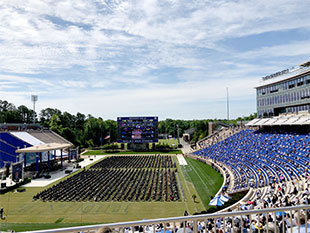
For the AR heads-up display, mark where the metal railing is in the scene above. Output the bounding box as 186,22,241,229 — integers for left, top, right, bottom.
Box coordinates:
23,205,310,233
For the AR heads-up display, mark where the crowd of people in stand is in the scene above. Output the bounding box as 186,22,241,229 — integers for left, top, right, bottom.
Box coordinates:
103,176,310,233
214,177,310,233
175,209,310,233
33,155,180,202
95,207,310,233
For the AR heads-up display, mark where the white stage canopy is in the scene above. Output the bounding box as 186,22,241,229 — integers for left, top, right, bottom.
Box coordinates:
16,143,72,153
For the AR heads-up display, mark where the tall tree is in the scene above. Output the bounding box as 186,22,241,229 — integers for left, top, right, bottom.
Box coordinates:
49,114,62,134
83,117,106,147
40,108,62,127
18,105,35,123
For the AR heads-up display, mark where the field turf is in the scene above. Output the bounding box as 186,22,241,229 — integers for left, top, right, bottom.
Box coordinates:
0,155,223,232
182,157,224,208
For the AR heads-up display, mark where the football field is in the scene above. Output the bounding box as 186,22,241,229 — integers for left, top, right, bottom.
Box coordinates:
0,155,223,232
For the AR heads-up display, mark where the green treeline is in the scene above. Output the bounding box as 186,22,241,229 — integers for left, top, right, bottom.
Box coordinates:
0,99,256,147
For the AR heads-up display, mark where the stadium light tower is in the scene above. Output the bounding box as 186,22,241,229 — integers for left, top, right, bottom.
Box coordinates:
226,87,229,121
176,124,180,145
31,95,38,124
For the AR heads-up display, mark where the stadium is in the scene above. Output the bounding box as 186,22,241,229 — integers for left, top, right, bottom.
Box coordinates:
0,61,310,233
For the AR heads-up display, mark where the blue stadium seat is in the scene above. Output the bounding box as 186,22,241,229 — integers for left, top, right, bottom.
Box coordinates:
194,129,310,192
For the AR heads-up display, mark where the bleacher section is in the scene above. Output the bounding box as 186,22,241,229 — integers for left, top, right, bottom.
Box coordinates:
0,129,73,169
0,132,31,167
194,129,310,193
196,127,245,149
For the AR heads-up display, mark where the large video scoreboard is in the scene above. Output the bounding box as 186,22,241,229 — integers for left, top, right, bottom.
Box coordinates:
117,116,158,143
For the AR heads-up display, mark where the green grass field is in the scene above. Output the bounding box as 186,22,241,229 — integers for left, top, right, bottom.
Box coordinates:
182,158,224,208
0,155,223,232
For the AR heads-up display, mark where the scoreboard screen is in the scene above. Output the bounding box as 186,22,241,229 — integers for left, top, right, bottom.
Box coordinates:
117,116,158,143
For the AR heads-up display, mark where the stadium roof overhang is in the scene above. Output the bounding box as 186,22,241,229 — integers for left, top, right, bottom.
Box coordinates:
16,143,72,153
246,113,310,126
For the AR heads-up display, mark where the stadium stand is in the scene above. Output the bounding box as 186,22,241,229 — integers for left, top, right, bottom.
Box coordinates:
0,127,73,168
0,132,31,167
189,117,310,232
194,129,310,192
0,125,76,194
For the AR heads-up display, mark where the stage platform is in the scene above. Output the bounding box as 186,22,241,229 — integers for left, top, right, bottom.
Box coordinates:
23,155,106,187
177,154,188,165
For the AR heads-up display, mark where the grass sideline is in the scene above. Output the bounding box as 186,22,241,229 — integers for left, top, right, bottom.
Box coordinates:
182,157,224,210
83,150,182,155
0,155,225,232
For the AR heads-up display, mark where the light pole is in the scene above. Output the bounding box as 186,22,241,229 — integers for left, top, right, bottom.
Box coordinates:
226,87,229,121
31,95,38,124
176,124,180,146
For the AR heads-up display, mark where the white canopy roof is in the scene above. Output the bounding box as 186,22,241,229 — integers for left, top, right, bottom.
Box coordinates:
246,118,261,125
261,117,279,125
16,143,72,153
253,118,270,126
273,116,290,125
281,116,300,125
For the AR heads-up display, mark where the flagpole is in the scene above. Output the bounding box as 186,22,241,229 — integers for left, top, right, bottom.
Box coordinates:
100,125,102,147
109,129,111,144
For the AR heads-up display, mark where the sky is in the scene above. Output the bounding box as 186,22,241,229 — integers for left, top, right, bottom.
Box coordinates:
0,0,310,120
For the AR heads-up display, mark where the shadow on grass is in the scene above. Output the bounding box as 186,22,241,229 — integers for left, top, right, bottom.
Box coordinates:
55,217,64,224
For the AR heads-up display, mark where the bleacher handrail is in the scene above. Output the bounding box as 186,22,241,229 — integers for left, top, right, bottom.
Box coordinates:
23,205,310,233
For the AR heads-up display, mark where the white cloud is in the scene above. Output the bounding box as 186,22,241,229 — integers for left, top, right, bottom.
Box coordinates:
239,40,310,59
0,74,54,87
0,0,309,119
61,80,88,88
30,75,257,119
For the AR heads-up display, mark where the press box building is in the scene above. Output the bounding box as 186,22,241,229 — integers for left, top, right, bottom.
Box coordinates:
256,61,310,118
